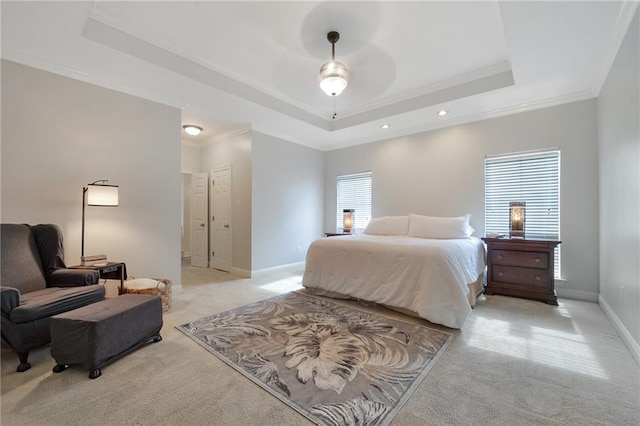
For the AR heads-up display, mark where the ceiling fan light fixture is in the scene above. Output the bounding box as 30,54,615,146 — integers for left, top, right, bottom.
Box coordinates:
319,31,348,98
183,125,203,136
319,60,348,96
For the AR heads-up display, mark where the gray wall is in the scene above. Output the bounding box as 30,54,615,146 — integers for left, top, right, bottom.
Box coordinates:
199,130,253,272
325,99,600,300
597,10,640,353
252,132,324,271
1,60,182,286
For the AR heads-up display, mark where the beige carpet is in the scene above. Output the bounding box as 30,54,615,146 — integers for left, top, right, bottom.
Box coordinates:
1,264,639,425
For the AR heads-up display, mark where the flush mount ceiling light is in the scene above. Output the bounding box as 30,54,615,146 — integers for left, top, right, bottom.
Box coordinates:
437,110,448,116
183,125,203,136
380,124,390,129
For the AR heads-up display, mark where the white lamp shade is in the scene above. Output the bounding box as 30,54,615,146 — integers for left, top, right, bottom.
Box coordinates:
87,185,119,206
320,61,348,96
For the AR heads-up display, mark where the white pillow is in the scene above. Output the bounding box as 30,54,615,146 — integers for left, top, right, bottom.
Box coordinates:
363,215,409,236
408,214,473,239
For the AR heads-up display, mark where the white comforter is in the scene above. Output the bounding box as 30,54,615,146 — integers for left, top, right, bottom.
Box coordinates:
302,235,486,329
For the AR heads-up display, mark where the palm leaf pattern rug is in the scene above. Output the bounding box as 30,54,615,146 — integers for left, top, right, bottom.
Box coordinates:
177,292,453,426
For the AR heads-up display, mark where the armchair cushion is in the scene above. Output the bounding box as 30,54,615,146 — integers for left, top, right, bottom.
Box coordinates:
1,287,20,317
9,285,105,324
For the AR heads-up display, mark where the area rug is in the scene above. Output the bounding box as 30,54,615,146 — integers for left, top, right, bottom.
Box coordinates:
177,292,453,426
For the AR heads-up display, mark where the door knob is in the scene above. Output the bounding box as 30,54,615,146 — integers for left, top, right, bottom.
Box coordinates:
200,223,205,227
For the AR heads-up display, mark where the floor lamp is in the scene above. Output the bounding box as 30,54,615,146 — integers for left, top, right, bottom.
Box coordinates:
82,180,119,264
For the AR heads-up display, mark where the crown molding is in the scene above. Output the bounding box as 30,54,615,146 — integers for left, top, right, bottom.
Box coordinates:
88,5,329,120
323,90,596,152
592,1,639,96
83,17,330,131
199,124,252,147
339,62,512,120
1,47,185,112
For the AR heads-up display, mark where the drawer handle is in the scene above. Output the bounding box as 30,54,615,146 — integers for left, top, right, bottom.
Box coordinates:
498,255,503,260
535,275,541,281
535,257,541,263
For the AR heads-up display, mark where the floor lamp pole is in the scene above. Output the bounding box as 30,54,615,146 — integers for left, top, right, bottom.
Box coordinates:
81,186,87,260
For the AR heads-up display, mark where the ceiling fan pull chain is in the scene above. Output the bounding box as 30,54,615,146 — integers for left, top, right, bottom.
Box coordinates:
332,96,337,120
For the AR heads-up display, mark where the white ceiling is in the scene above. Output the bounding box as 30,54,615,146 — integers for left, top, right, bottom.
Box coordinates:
1,1,637,151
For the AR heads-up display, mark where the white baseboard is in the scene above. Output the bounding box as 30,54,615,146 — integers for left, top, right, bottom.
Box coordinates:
251,261,305,276
556,288,599,302
230,267,251,278
599,294,640,366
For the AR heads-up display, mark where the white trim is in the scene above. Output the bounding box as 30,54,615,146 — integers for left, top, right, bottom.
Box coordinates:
251,261,305,276
556,288,598,303
599,295,640,366
337,62,513,119
230,267,251,278
322,91,595,152
200,125,251,147
592,1,640,96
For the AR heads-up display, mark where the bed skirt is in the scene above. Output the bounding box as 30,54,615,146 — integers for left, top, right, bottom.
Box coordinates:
303,272,485,324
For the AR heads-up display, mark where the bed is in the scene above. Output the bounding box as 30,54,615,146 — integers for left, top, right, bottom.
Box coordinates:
301,214,486,329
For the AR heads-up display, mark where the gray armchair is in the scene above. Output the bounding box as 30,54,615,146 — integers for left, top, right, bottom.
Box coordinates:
1,224,106,372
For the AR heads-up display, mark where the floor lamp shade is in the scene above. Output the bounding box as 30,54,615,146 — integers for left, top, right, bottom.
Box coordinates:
87,184,119,206
82,181,119,261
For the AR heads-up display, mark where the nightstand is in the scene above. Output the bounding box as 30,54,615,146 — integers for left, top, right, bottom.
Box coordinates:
481,237,561,305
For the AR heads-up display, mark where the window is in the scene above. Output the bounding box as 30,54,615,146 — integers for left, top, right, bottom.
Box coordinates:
484,150,561,278
336,171,372,234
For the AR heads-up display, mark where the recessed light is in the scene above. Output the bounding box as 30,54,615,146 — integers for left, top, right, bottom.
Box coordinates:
380,124,390,129
183,125,203,136
437,110,448,116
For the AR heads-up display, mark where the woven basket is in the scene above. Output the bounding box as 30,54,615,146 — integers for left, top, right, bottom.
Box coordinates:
122,278,172,312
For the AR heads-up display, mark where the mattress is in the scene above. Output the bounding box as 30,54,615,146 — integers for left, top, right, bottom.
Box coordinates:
302,235,486,329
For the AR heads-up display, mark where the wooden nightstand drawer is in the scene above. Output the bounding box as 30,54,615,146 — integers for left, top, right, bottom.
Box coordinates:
491,249,548,269
482,236,560,305
492,265,550,288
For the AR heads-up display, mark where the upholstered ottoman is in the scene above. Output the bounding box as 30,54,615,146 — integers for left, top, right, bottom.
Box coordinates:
50,294,163,379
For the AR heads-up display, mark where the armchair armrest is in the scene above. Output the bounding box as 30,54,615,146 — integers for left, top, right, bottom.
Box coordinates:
48,269,100,287
1,287,21,317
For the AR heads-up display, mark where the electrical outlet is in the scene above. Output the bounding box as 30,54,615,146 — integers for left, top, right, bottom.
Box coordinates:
296,245,302,254
620,286,624,302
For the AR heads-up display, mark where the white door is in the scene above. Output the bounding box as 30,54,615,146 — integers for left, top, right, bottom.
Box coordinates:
191,172,209,268
211,166,232,272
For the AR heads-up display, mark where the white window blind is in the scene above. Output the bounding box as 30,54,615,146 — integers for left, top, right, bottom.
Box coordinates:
484,150,561,278
336,171,372,234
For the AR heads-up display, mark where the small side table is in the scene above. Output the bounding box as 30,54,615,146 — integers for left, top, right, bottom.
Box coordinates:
324,232,352,237
482,237,560,305
70,262,127,295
